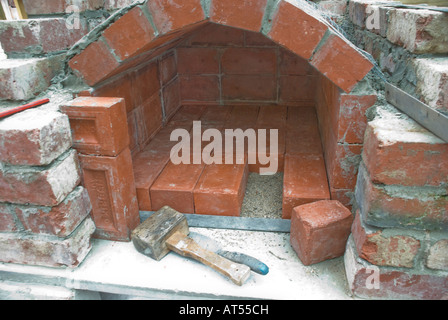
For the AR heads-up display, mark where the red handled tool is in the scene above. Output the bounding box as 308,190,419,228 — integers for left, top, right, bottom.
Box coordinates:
0,98,50,119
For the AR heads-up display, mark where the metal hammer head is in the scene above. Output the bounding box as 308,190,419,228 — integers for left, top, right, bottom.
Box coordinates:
131,206,189,261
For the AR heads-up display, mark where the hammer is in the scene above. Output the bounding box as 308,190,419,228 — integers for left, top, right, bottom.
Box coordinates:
131,206,251,286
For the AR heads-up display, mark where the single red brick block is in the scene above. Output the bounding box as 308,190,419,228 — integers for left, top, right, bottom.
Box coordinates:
194,161,249,216
225,105,260,129
351,212,421,268
177,47,220,75
210,0,268,31
147,0,205,35
138,93,164,147
221,48,277,75
133,151,171,211
0,150,81,206
286,106,323,155
222,75,277,102
268,0,328,60
14,187,92,237
61,97,130,157
279,75,316,103
310,33,374,93
78,147,140,241
180,75,220,102
290,200,353,265
282,154,330,219
248,128,285,174
102,6,155,61
69,40,120,86
151,161,206,213
0,204,19,232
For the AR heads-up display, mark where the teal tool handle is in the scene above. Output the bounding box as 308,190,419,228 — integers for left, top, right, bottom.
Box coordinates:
218,250,269,275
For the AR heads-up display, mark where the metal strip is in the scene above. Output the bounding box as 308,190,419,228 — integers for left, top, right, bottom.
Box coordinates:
385,82,448,143
140,211,291,233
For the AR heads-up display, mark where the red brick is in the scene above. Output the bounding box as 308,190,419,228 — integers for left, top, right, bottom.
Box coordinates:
337,94,377,144
133,151,170,211
0,204,18,232
345,235,448,300
351,212,421,268
268,1,328,59
279,76,316,103
14,187,92,238
177,47,220,74
290,200,353,265
186,23,245,47
248,128,285,174
194,161,249,216
78,148,140,241
69,40,119,86
362,122,448,187
0,150,81,207
282,154,330,219
356,163,448,231
0,217,95,268
426,240,448,271
160,52,178,85
279,48,314,75
222,75,276,101
151,161,206,213
310,33,374,93
132,61,160,107
147,0,205,35
127,108,140,153
0,109,72,166
257,105,287,129
102,6,155,61
210,0,268,32
60,97,130,157
330,188,353,209
163,77,181,121
225,105,260,129
326,142,363,190
221,48,277,75
180,75,220,102
286,108,323,155
93,73,136,112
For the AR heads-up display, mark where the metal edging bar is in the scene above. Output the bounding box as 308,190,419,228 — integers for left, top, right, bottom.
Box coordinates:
140,211,291,233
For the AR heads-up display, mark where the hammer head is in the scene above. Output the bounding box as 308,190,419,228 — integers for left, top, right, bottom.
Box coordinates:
131,206,189,261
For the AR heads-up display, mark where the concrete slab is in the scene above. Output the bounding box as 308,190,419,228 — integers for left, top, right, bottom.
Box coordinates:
0,227,354,300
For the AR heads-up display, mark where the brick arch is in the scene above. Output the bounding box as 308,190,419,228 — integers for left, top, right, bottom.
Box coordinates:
68,0,373,93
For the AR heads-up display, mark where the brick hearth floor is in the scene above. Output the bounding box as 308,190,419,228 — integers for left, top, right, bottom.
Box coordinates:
132,105,330,219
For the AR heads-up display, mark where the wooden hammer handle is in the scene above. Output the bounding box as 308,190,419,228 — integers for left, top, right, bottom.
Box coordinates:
166,232,251,286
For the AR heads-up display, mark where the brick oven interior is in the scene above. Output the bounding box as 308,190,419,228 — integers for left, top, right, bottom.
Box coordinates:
0,0,447,300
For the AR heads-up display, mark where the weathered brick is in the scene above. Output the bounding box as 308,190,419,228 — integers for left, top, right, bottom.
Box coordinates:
290,200,353,266
0,217,95,268
0,56,64,101
61,97,130,157
345,235,448,300
0,108,72,166
386,8,448,54
351,212,421,268
22,0,103,15
355,162,448,231
78,147,139,241
0,149,81,206
13,187,91,237
426,240,448,271
0,203,19,232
